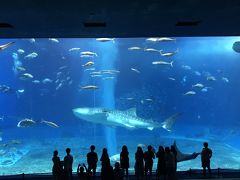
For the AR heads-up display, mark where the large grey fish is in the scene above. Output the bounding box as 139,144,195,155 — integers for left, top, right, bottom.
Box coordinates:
0,42,15,51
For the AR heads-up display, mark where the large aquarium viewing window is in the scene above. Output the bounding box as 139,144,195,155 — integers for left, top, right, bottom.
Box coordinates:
0,37,240,175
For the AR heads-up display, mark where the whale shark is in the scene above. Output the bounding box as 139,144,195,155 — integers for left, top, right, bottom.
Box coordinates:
72,107,181,131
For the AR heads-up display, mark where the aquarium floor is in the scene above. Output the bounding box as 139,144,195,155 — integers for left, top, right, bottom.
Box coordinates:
0,173,240,180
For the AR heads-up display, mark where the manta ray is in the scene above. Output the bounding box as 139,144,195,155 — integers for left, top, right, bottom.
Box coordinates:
173,141,200,162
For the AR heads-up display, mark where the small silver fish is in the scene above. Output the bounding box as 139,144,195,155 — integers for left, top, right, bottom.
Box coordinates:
41,120,59,128
80,85,98,90
80,55,94,58
160,48,179,56
16,66,26,72
126,98,134,100
96,38,115,42
32,80,40,84
128,47,142,51
49,38,59,43
184,91,196,96
24,52,38,59
222,77,229,83
17,49,25,54
29,38,35,43
152,61,173,67
56,83,63,90
42,78,53,84
144,48,161,53
91,75,102,78
131,68,140,73
20,73,34,80
207,76,216,81
80,51,97,57
194,71,201,76
168,77,176,81
102,77,115,80
182,65,191,70
69,48,81,52
146,37,176,42
17,118,36,127
82,61,94,67
90,71,101,75
192,83,204,88
84,68,96,72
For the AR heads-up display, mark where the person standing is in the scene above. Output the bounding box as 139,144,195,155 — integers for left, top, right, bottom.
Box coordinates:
143,145,155,177
120,145,129,177
135,146,144,179
165,147,175,180
64,148,73,180
52,150,61,180
100,148,110,180
87,145,98,177
201,142,212,177
156,146,166,179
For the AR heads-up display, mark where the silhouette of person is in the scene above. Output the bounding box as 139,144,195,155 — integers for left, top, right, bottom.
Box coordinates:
64,148,73,180
120,145,129,177
108,165,114,180
144,145,155,177
77,163,88,180
52,150,61,180
100,148,110,180
165,147,176,180
113,162,124,180
171,145,178,171
135,146,144,179
87,145,98,177
156,146,166,179
201,142,212,177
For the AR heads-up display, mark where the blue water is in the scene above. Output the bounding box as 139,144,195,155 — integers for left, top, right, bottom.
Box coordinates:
0,37,240,175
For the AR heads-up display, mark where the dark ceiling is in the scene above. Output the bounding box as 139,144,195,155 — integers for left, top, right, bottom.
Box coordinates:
1,0,240,38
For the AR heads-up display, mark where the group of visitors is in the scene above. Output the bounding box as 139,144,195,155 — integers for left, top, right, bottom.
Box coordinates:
52,142,212,180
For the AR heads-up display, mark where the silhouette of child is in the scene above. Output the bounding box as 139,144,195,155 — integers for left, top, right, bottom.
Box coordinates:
113,162,124,180
77,163,88,180
201,142,212,177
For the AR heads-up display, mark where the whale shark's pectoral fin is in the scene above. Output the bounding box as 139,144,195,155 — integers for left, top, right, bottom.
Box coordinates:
173,141,200,162
147,127,154,131
123,123,135,129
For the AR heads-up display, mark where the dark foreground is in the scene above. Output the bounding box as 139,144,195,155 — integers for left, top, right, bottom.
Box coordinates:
1,169,240,180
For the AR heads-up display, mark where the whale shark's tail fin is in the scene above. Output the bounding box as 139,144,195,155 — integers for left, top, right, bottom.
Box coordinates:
161,113,181,131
